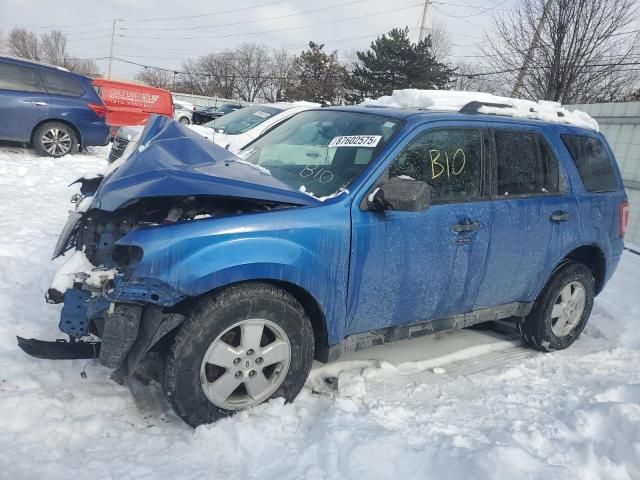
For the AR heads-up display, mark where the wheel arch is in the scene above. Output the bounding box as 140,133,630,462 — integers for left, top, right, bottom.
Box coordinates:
170,279,331,362
31,118,83,148
548,244,606,295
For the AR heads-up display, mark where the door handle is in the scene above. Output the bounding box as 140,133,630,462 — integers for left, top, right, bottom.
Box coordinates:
452,221,481,233
550,211,569,222
31,101,48,106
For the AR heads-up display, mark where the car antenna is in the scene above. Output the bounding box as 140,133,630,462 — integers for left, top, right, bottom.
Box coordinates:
212,95,218,132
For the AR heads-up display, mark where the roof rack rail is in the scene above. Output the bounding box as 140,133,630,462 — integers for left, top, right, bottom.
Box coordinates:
459,100,512,113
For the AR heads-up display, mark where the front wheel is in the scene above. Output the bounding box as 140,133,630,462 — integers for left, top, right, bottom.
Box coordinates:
163,283,314,427
33,122,78,157
518,262,595,351
178,116,190,125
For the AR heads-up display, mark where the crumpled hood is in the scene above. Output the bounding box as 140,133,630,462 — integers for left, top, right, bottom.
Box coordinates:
92,115,319,212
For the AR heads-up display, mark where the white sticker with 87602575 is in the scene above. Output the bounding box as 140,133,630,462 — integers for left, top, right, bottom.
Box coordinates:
329,135,382,148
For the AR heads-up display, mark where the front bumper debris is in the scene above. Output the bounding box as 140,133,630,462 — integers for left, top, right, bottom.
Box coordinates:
100,302,143,369
16,336,100,360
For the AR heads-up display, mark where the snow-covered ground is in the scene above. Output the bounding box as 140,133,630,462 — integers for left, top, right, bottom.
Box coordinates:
0,143,638,480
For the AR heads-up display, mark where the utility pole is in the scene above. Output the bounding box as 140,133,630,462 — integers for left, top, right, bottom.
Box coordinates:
107,18,118,79
417,0,430,43
511,0,553,97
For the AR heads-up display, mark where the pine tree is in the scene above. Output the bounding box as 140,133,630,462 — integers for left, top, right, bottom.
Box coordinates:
288,42,347,104
349,27,454,101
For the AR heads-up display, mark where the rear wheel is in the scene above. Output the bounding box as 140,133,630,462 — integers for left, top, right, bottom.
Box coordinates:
33,122,78,157
163,283,314,427
518,262,595,351
178,116,190,125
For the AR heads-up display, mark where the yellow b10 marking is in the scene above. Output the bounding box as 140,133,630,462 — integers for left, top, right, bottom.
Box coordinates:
430,148,466,180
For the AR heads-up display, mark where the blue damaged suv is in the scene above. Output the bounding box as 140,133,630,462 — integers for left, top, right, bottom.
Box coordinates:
19,95,628,426
0,56,109,157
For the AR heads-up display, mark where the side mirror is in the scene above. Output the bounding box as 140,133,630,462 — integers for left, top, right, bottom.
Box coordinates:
368,177,431,212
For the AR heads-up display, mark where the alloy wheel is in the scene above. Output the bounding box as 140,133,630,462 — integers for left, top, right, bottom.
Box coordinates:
550,281,586,337
41,128,72,156
199,318,291,410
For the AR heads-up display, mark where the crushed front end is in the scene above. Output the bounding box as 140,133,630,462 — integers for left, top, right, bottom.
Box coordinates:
21,193,194,379
17,115,315,381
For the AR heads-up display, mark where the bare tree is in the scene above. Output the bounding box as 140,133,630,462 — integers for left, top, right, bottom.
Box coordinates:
429,21,452,63
69,58,100,76
181,51,238,98
234,43,272,102
262,49,295,102
453,62,502,93
202,51,237,98
181,59,209,95
135,68,173,89
483,0,640,103
7,28,99,75
7,28,40,60
40,30,68,66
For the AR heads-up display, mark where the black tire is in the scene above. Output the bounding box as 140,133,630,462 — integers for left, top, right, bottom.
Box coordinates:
163,282,314,427
178,116,190,125
33,122,78,157
518,262,595,351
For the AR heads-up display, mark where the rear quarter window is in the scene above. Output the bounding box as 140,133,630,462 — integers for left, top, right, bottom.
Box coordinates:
561,134,618,192
39,70,85,97
0,62,43,92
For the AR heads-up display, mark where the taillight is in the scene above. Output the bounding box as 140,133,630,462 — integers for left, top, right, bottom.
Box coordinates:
88,102,107,118
620,201,629,238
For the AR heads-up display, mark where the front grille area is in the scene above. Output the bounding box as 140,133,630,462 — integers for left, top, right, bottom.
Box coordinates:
108,136,130,163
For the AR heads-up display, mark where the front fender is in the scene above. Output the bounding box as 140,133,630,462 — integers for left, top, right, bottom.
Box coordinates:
116,204,351,344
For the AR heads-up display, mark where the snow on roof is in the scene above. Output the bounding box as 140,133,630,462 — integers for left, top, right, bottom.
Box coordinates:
361,89,599,132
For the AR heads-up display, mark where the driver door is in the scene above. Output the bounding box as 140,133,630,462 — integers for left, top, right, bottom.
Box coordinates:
346,125,493,335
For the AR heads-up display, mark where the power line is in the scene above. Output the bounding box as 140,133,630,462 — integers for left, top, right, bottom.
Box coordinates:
120,0,292,23
430,4,486,29
109,54,640,79
116,2,425,40
3,0,293,29
454,61,640,78
431,0,511,17
30,19,114,30
281,28,422,50
120,0,368,32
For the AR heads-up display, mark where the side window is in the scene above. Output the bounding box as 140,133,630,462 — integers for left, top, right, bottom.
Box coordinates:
0,62,43,93
561,134,617,192
39,70,84,97
494,131,560,196
389,128,483,203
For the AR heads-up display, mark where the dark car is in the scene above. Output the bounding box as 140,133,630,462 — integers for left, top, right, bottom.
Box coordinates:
192,102,243,125
20,94,628,427
0,56,110,157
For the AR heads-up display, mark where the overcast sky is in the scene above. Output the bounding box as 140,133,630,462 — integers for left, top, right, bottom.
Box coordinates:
1,0,518,78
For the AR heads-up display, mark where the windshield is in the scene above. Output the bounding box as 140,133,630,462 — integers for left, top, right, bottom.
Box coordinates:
204,105,282,135
239,110,401,198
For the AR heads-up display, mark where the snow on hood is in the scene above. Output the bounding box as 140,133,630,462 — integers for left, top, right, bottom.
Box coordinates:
91,115,320,212
362,89,599,131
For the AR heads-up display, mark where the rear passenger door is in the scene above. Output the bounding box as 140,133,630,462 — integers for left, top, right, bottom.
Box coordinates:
0,62,50,142
475,126,576,308
38,69,87,121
